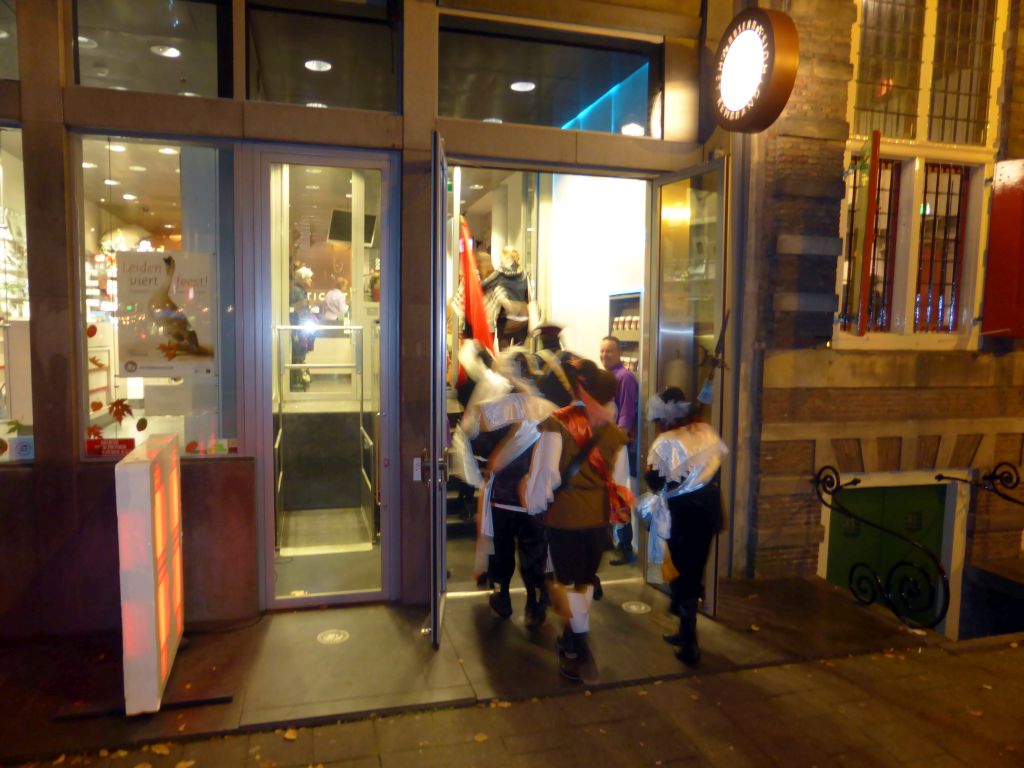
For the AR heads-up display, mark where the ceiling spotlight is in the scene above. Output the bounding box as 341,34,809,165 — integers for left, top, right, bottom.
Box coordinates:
305,185,320,190
103,179,120,186
77,36,97,49
150,45,181,58
82,162,98,169
469,184,484,190
304,59,332,72
305,168,322,174
306,102,328,109
178,91,199,97
510,81,536,93
163,224,175,229
0,30,9,40
109,144,126,152
122,193,137,201
158,147,179,155
129,165,147,172
109,86,127,91
620,122,645,137
483,117,503,124
345,193,352,199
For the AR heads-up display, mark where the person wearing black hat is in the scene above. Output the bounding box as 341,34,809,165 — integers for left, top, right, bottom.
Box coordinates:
640,386,728,665
524,359,635,681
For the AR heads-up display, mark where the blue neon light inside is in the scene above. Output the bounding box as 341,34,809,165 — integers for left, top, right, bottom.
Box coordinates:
562,63,649,134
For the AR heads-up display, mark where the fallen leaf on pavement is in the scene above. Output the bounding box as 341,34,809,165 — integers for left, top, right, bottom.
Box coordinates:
52,756,66,766
983,684,993,690
496,700,511,708
473,733,489,743
134,763,153,768
1010,642,1019,649
968,709,984,717
283,728,299,741
637,690,648,696
150,745,171,756
174,762,195,768
750,624,760,632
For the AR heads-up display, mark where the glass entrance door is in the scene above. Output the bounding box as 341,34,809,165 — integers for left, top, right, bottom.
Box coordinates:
647,160,728,615
259,151,391,605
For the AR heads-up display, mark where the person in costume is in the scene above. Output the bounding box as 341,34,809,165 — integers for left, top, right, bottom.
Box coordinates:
524,359,634,681
448,342,561,628
482,246,537,348
639,386,728,665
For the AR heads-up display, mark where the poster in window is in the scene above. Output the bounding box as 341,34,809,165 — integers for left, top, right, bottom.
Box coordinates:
116,251,217,377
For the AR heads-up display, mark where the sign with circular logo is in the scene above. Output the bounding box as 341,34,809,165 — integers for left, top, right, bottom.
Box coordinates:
713,8,799,133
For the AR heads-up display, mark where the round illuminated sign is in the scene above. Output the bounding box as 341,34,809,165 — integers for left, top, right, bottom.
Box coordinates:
713,8,799,133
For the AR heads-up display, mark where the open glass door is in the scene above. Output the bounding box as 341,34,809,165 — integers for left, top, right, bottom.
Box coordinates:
428,133,449,647
646,159,728,616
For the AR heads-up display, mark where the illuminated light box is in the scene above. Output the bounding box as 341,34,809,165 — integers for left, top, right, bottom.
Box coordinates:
115,434,184,716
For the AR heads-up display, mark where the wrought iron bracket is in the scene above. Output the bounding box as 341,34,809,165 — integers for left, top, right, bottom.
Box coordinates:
814,466,950,630
935,462,1024,508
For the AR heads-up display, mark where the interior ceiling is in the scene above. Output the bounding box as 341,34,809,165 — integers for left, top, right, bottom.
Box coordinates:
438,28,654,128
288,165,383,247
248,7,397,109
76,0,220,97
81,138,185,239
0,3,16,79
450,167,517,215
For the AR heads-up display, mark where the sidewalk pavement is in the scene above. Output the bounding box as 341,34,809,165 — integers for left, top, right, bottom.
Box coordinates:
10,633,1023,768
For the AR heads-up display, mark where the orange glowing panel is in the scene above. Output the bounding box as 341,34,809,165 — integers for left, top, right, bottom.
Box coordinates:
114,435,184,716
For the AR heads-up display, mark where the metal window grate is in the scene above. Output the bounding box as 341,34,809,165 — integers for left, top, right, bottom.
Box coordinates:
928,0,997,145
841,157,902,332
853,0,927,139
915,163,969,332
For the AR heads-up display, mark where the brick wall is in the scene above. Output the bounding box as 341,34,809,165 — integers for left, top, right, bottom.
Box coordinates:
747,0,857,577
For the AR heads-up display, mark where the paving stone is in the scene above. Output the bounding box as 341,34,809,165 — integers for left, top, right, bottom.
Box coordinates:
313,720,377,763
245,727,315,767
182,734,251,767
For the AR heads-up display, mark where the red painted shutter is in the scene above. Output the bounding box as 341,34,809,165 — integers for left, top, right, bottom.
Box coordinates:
982,159,1024,337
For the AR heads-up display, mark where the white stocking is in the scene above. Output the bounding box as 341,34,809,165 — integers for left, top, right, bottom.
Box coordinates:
566,585,594,634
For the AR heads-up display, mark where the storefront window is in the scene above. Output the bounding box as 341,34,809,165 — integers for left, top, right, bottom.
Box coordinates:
0,2,17,81
247,1,398,112
76,135,236,459
74,0,231,98
0,127,30,463
439,17,662,137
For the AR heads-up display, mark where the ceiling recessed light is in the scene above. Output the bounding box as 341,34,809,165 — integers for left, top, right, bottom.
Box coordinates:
129,165,147,172
306,102,328,109
510,81,536,93
109,144,126,153
304,59,332,72
0,29,9,40
150,45,181,58
122,193,137,201
163,224,175,229
175,169,181,174
483,117,503,124
345,193,352,198
158,147,179,155
178,91,199,97
109,86,127,91
305,185,320,190
620,122,645,137
305,168,322,174
82,161,98,169
100,198,106,202
77,36,97,49
103,179,120,186
469,184,484,190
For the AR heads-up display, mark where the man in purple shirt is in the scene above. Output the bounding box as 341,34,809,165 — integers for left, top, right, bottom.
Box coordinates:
600,336,639,565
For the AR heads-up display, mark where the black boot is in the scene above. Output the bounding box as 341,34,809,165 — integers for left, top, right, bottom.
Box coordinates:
674,599,700,665
663,615,684,646
489,586,512,618
524,587,546,630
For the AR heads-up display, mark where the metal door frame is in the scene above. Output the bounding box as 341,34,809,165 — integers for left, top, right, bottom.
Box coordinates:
237,143,400,610
645,158,730,617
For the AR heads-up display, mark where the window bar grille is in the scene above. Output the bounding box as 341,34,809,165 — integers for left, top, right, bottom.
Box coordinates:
870,160,900,331
915,163,968,332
